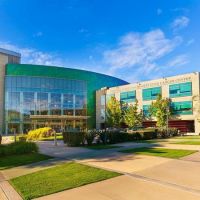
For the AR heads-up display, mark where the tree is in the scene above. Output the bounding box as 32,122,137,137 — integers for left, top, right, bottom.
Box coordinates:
106,96,122,128
123,100,143,128
149,94,171,128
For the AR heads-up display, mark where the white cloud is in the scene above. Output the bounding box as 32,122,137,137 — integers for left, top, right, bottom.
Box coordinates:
103,29,182,81
157,8,162,15
167,54,189,67
0,41,64,66
33,31,43,37
186,39,195,46
171,16,190,32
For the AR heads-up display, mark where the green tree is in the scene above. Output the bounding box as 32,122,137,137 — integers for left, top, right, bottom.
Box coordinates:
106,96,122,128
149,94,171,128
123,100,143,128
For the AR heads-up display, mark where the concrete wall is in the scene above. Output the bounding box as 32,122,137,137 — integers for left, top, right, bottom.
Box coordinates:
96,72,200,133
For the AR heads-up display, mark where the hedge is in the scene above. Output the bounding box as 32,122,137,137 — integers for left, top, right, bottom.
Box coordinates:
0,142,38,157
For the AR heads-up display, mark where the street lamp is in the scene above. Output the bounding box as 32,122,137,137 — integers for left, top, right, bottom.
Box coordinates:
166,104,170,135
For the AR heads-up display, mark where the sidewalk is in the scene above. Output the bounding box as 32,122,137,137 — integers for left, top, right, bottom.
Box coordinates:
0,172,22,200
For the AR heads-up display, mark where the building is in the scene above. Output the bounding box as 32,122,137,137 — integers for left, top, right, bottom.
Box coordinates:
0,48,128,134
1,48,200,134
96,72,200,134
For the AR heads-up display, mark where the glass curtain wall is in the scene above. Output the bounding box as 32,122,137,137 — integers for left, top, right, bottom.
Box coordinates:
5,76,87,134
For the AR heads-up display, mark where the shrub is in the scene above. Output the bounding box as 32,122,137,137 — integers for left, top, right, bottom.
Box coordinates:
107,131,128,144
0,142,38,157
157,128,178,138
85,131,96,145
169,128,179,136
127,129,157,141
16,134,27,142
62,132,85,146
27,127,54,141
98,130,107,144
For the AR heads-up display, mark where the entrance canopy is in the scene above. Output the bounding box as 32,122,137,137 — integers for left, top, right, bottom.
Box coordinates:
30,115,90,120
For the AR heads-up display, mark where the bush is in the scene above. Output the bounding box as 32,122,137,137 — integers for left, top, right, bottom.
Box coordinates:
85,131,96,145
62,132,85,147
157,128,178,138
107,131,128,144
127,129,157,141
169,128,179,136
27,127,54,141
0,142,38,157
16,135,27,142
98,130,107,144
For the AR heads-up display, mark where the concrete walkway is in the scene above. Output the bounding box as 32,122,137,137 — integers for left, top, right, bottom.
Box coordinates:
36,175,200,200
2,140,200,200
0,172,22,200
2,141,200,180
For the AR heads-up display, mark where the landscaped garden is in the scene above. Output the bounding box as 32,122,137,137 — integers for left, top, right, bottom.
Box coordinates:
120,147,197,159
0,141,52,170
10,162,121,200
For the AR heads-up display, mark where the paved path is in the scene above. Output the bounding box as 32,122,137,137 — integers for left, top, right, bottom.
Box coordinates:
79,152,171,173
2,141,200,180
36,175,200,200
0,172,22,200
2,140,200,200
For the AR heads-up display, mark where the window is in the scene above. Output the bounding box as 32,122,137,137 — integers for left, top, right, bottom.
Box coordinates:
169,82,192,98
142,87,161,101
101,95,106,106
143,105,150,117
50,93,61,115
171,101,193,115
100,109,105,120
120,91,136,103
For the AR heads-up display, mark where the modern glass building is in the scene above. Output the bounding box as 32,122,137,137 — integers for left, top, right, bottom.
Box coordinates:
0,49,128,134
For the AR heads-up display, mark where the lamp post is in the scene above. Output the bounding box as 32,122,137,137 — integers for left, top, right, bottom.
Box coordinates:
166,105,169,135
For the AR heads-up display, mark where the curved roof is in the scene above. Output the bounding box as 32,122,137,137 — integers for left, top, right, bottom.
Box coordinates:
6,63,128,85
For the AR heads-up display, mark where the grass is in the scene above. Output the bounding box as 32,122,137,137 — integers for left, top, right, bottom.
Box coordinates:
86,144,122,150
10,162,120,200
0,153,52,170
172,140,200,145
120,147,197,159
135,139,166,143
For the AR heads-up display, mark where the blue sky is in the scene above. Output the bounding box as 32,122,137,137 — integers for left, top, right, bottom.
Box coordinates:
0,0,199,82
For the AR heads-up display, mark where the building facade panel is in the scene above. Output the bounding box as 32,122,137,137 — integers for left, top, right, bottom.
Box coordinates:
96,72,200,134
2,63,128,134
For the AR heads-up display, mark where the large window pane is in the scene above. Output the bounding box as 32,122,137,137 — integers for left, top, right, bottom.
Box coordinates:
142,87,161,101
120,91,136,103
171,101,193,115
169,82,192,98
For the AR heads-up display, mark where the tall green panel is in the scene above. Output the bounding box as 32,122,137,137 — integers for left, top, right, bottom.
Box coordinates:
5,64,128,128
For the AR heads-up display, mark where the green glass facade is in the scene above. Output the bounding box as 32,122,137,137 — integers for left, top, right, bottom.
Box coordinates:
169,82,192,98
120,91,136,103
171,101,193,115
143,105,151,117
5,64,128,132
142,87,161,101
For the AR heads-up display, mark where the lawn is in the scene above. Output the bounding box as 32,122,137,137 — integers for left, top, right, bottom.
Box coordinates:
86,144,122,150
10,162,120,200
120,147,197,159
0,153,52,170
